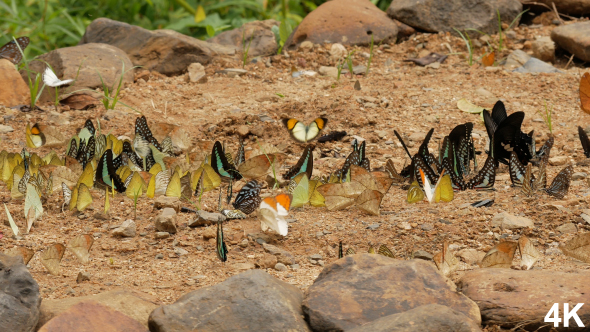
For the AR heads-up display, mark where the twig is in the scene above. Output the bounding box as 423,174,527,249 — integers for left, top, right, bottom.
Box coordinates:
521,2,577,20
551,2,565,25
565,54,575,70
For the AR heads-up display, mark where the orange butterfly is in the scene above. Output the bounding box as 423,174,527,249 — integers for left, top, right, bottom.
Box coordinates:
482,52,495,67
580,72,590,114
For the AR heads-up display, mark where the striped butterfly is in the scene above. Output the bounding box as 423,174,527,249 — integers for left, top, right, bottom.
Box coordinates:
441,157,465,191
95,150,126,193
378,244,394,258
282,118,327,143
385,159,405,183
466,154,496,190
509,152,526,187
282,145,314,180
232,180,262,215
521,163,534,197
211,141,242,180
218,187,247,219
216,219,228,262
333,150,360,182
0,37,29,64
544,165,573,199
135,116,162,151
578,126,590,158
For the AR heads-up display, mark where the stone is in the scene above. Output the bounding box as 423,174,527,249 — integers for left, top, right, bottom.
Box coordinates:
0,59,29,107
549,155,569,166
392,19,416,40
519,0,590,16
256,253,278,269
216,68,247,77
76,272,90,283
286,0,398,48
413,250,433,260
554,19,590,58
458,268,590,329
112,219,136,237
457,249,485,265
155,208,177,234
38,301,148,332
387,0,522,34
274,263,288,271
20,43,133,103
148,270,309,332
347,304,482,332
263,243,297,265
299,41,314,50
174,247,188,256
303,255,480,331
572,172,587,180
231,262,255,271
80,18,235,76
37,290,158,329
491,212,534,229
185,63,207,83
209,20,279,57
155,232,170,239
201,228,216,240
188,210,226,227
0,125,14,133
531,36,555,63
0,253,41,332
513,57,562,74
153,196,181,212
504,49,531,68
556,223,577,234
236,125,250,137
318,66,339,78
330,43,347,60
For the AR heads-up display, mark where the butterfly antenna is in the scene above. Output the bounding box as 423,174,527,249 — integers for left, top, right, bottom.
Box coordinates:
394,130,412,159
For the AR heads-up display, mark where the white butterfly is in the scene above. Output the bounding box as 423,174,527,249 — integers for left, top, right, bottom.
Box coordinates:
43,66,74,87
258,194,291,236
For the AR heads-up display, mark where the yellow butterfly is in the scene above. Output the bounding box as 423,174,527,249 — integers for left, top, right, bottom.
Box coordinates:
70,183,93,212
282,118,327,143
125,172,146,199
165,170,181,198
420,169,453,203
26,123,46,148
191,163,221,193
77,163,94,189
406,181,425,204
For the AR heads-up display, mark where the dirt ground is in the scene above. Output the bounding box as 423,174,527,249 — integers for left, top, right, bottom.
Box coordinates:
1,22,589,315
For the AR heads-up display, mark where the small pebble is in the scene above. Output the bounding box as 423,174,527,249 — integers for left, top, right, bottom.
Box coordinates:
155,253,164,259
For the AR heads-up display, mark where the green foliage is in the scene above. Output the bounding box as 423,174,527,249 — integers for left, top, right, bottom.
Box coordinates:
241,30,253,68
366,34,374,75
537,101,553,134
345,50,355,78
14,38,46,110
453,28,473,66
94,60,140,111
273,20,292,55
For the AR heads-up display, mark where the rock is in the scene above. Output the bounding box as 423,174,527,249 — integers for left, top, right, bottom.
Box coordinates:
556,223,577,234
216,68,247,77
209,20,279,57
76,272,90,283
519,0,590,16
155,232,169,239
155,208,177,234
80,18,235,76
37,290,158,329
173,247,188,256
347,304,482,332
0,125,14,133
263,243,297,265
303,255,480,331
458,268,590,329
299,41,314,51
38,301,148,332
112,219,136,237
387,0,522,34
185,63,207,83
549,155,569,166
188,210,226,227
457,249,485,265
504,49,531,68
286,0,398,48
552,22,590,63
491,212,534,229
392,19,416,40
274,263,288,271
0,253,41,332
201,228,216,240
413,250,433,260
20,43,133,103
475,87,494,98
330,43,347,60
531,36,555,63
148,270,309,332
153,196,181,212
318,66,339,78
231,262,255,271
256,253,278,269
0,59,29,107
236,125,250,137
572,172,587,180
513,57,562,74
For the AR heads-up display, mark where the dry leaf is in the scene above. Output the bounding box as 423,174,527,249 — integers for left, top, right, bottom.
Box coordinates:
580,72,590,115
68,234,94,264
355,189,383,216
559,232,590,263
517,236,540,270
40,243,65,276
4,246,35,265
480,241,517,268
60,93,99,110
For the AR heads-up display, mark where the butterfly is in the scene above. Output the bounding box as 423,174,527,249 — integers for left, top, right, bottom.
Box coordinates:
482,51,495,66
25,123,46,148
532,136,554,163
258,194,292,236
333,150,360,182
237,153,287,179
521,163,534,197
433,241,459,277
480,241,517,268
40,243,66,276
581,72,590,114
441,157,465,191
288,173,325,208
579,127,590,158
218,186,247,219
406,181,425,204
282,145,314,180
125,172,146,199
69,183,93,212
24,183,43,233
83,119,96,137
216,219,228,262
43,66,73,87
135,116,162,151
411,154,438,187
282,117,327,143
378,244,394,258
544,165,573,199
68,234,94,264
95,150,126,193
234,138,246,168
368,246,376,254
466,154,496,190
338,241,344,259
385,159,405,183
471,199,494,207
4,246,35,265
353,139,370,171
318,131,347,143
211,141,242,181
420,169,454,203
232,180,262,215
448,123,475,177
0,37,29,65
484,101,533,165
509,152,526,187
114,141,143,170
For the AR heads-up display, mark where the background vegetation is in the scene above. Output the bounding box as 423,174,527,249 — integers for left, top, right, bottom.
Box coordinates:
0,0,393,58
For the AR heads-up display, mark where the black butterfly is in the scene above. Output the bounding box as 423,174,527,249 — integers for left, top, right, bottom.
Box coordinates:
283,145,314,180
232,180,262,215
394,129,434,177
578,127,590,158
466,155,496,190
95,149,126,193
0,37,29,65
66,138,78,159
411,154,438,187
334,150,360,181
353,139,371,171
82,136,95,170
385,159,405,183
135,116,162,151
113,141,144,170
531,136,554,164
441,157,465,191
484,101,533,165
318,131,347,143
211,141,242,180
471,199,494,207
338,241,343,259
448,123,475,177
509,151,526,187
216,219,228,262
235,137,246,168
83,119,96,137
544,165,573,199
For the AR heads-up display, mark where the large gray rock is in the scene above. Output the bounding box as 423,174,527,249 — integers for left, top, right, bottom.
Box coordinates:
20,43,133,103
209,20,279,57
347,304,482,332
387,0,522,34
286,0,398,48
519,0,590,15
551,21,590,63
303,254,480,331
459,268,590,330
80,18,236,76
148,270,309,332
513,58,562,74
0,253,41,332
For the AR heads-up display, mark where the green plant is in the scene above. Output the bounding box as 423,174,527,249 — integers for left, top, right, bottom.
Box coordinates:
14,38,46,110
275,93,284,98
255,138,280,189
366,34,374,75
345,50,355,78
453,28,473,66
241,30,253,68
91,60,140,111
274,20,292,54
466,9,528,53
536,101,553,134
336,59,343,81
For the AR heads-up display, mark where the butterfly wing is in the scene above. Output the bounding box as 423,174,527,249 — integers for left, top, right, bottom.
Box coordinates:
434,174,454,202
232,180,262,214
545,165,573,199
580,72,590,114
407,181,424,204
291,174,310,208
305,118,327,142
521,163,534,197
509,152,526,187
95,150,126,193
467,155,496,190
282,145,314,180
579,127,590,158
0,37,29,64
420,169,434,203
211,141,242,180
